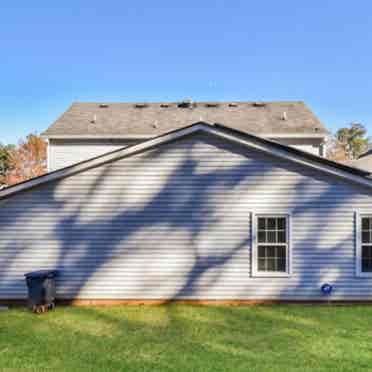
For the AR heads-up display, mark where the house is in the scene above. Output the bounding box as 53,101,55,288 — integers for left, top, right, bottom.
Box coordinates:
351,150,372,173
1,121,372,304
42,101,328,171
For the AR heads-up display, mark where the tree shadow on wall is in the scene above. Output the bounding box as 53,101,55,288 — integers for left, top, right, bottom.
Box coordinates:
1,132,372,303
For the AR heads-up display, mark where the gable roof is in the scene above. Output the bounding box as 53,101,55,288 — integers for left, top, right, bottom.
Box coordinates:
42,101,328,139
1,122,370,200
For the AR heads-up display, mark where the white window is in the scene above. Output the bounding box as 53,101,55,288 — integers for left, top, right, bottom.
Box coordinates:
356,214,372,277
252,215,291,277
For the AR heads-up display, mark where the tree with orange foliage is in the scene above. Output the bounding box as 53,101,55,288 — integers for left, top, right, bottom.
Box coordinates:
1,134,47,186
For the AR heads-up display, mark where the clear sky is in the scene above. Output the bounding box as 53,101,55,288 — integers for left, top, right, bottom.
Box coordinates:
1,1,372,144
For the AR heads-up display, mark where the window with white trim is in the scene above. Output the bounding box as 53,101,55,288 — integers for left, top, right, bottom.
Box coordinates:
254,215,290,275
361,216,372,273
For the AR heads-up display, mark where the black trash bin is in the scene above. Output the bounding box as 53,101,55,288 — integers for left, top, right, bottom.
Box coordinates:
24,270,57,314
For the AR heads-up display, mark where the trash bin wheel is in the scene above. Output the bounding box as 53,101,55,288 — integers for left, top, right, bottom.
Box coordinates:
33,305,47,314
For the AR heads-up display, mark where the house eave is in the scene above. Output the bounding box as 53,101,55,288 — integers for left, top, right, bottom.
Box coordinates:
3,122,371,200
42,133,327,140
41,134,153,140
264,133,327,139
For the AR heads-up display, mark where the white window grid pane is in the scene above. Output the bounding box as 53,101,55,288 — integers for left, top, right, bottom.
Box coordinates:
362,218,372,243
362,244,372,258
257,217,287,244
257,244,287,272
362,244,372,272
362,230,371,243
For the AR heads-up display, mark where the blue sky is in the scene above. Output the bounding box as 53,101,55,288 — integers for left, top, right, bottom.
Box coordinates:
1,1,372,144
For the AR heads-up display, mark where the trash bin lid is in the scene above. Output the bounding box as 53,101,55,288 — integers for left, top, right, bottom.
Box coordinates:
24,270,58,279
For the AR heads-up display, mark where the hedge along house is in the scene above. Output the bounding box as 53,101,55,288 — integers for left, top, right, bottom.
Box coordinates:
1,122,372,304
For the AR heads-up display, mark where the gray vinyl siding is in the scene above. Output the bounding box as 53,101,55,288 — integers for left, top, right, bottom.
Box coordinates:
48,137,324,171
269,137,324,156
1,132,372,300
48,139,136,171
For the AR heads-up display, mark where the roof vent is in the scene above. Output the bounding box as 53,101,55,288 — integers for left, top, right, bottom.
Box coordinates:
205,103,219,108
99,104,109,108
178,99,193,108
281,111,287,121
252,102,266,107
134,103,148,108
229,103,238,107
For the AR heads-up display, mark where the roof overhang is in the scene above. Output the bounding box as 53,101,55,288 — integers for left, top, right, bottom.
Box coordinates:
42,132,327,140
263,133,327,139
2,122,371,200
41,134,153,140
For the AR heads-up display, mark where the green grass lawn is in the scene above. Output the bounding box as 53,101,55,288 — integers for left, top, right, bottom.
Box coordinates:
1,305,372,371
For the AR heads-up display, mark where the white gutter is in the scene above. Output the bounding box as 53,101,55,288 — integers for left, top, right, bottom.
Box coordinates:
42,133,327,140
42,134,153,140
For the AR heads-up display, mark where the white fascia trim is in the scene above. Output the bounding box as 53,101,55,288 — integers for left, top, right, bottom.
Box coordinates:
43,133,327,140
2,123,372,199
263,133,327,139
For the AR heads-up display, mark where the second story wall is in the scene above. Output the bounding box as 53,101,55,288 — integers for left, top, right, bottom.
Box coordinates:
270,137,326,157
48,139,137,171
48,136,326,171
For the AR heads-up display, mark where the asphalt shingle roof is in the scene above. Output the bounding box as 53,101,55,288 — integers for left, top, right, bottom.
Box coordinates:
42,101,328,138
